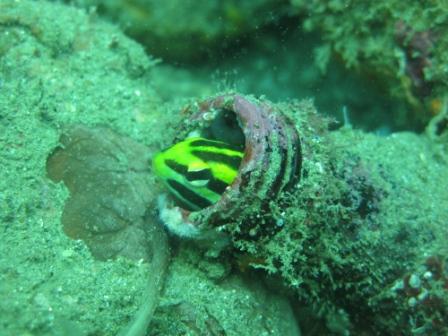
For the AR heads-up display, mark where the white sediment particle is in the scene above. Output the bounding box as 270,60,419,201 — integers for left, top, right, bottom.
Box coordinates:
417,290,428,302
408,297,417,307
423,271,432,280
157,195,199,238
202,111,215,121
276,218,284,227
409,274,421,289
391,279,404,292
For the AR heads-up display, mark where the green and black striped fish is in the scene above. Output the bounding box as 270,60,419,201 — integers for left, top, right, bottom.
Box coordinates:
152,137,244,211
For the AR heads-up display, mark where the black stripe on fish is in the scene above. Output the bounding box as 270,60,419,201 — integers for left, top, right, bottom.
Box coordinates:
190,139,241,152
168,192,199,212
207,177,229,194
165,159,188,175
167,179,212,210
191,150,242,170
166,159,212,182
185,168,212,182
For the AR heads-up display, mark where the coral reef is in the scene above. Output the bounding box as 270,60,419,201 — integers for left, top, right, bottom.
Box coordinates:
156,94,448,334
291,0,448,127
2,0,447,335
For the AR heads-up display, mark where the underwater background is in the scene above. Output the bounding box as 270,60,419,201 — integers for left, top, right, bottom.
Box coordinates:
0,0,447,335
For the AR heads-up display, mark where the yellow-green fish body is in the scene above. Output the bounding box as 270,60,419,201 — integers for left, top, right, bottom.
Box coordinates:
152,137,244,211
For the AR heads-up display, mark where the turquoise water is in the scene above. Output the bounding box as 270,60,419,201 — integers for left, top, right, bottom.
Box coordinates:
1,1,447,335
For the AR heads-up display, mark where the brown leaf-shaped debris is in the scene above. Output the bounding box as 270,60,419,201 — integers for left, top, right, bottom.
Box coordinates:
47,125,160,261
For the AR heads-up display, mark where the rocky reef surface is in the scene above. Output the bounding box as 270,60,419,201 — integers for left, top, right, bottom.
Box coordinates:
1,1,447,335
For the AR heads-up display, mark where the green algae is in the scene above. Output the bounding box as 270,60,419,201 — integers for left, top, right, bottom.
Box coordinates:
147,86,447,334
227,100,448,334
144,82,448,334
155,94,448,334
